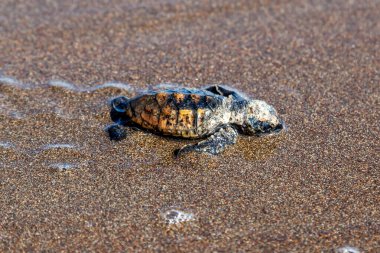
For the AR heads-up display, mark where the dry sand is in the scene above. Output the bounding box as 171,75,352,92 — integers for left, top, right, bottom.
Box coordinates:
0,0,379,252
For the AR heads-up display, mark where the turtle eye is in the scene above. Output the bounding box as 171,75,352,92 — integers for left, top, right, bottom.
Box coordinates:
112,96,128,113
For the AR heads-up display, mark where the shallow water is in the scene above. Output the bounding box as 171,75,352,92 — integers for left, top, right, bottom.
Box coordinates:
1,0,379,252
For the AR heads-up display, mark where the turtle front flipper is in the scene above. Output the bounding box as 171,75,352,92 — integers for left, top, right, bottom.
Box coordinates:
107,124,127,141
174,125,238,157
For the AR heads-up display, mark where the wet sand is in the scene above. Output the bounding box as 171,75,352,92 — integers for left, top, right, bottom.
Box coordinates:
1,0,379,252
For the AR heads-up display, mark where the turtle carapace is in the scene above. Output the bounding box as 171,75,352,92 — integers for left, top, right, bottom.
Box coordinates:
108,85,284,156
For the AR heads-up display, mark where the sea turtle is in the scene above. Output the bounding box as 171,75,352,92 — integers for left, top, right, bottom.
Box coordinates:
108,85,284,156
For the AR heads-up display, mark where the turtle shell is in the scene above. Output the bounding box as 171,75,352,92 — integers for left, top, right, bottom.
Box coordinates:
125,88,225,138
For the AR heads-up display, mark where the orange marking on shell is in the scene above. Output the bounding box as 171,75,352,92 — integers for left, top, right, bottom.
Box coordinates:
171,129,182,137
141,111,158,127
158,117,167,131
136,95,148,105
166,117,177,129
190,94,201,104
126,107,133,118
162,104,173,116
178,109,194,130
132,115,143,125
141,121,154,130
158,108,178,132
181,130,197,138
181,131,190,138
156,92,169,106
131,102,145,125
173,93,185,103
144,103,156,112
197,108,205,126
141,111,150,122
141,104,160,127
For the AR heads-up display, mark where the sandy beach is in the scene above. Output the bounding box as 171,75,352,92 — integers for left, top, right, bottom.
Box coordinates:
1,0,379,252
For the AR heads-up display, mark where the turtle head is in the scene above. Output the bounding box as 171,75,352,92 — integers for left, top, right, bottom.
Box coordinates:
110,96,130,124
240,100,284,136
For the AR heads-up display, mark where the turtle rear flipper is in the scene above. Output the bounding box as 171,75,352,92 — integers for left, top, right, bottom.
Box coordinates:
174,125,238,157
205,85,246,101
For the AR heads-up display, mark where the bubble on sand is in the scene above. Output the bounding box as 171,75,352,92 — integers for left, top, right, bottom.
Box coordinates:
9,111,24,119
335,246,360,253
0,142,14,149
49,163,77,171
161,209,194,225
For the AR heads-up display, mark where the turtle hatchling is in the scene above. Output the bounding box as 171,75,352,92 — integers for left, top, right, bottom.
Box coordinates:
108,85,285,156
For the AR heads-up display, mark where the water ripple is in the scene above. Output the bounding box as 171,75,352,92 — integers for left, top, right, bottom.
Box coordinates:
1,75,136,93
47,80,78,90
150,83,183,90
89,82,135,92
0,76,34,89
48,80,136,92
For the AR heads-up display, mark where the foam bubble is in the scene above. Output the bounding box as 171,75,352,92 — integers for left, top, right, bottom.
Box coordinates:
335,246,360,253
49,163,77,171
161,209,194,225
